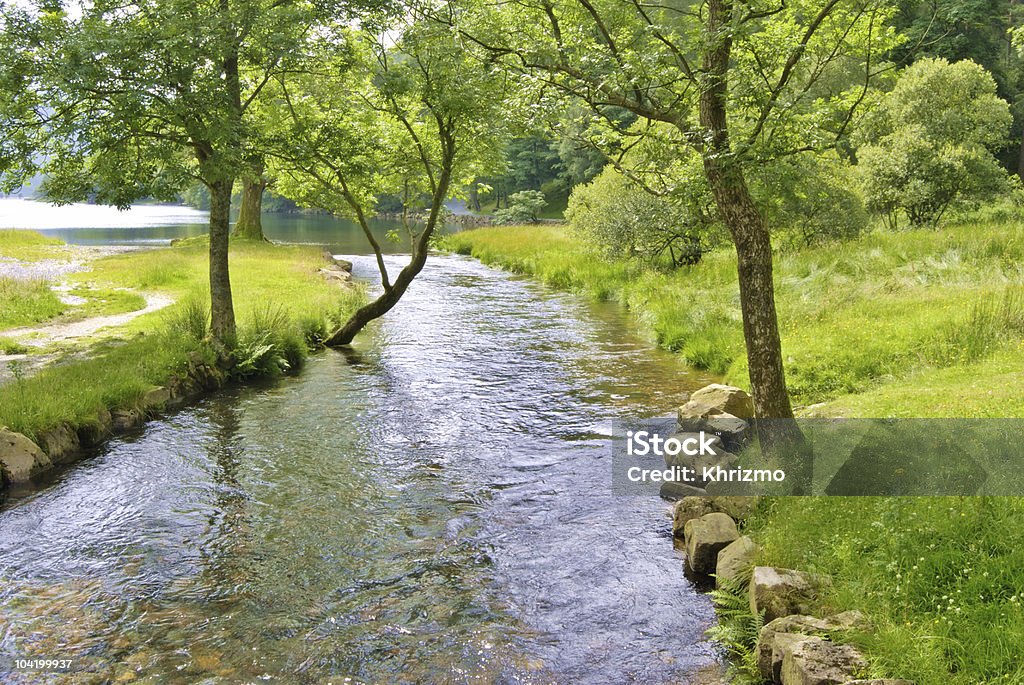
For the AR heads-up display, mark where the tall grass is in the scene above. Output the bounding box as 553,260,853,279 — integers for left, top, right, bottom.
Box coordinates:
444,221,1024,410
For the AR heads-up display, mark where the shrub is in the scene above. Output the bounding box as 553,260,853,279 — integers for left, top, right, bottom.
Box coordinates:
567,166,720,267
494,189,547,224
855,58,1012,227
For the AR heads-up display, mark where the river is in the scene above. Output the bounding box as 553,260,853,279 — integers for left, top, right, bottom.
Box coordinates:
0,202,724,684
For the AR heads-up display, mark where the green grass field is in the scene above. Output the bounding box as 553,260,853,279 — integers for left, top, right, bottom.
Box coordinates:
444,218,1024,684
0,231,365,441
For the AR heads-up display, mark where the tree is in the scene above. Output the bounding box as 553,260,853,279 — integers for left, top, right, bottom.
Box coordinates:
233,156,269,241
445,0,898,420
1,0,373,347
494,189,546,224
856,58,1012,227
266,16,505,346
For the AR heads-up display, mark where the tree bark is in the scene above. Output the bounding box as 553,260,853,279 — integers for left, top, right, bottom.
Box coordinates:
699,0,793,421
326,153,455,347
233,176,267,240
208,178,237,345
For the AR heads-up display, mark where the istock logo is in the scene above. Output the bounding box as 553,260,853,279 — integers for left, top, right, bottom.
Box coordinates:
625,430,719,457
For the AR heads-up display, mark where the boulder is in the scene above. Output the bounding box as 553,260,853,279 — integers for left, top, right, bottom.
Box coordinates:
36,423,81,465
757,612,870,681
77,407,112,448
779,635,866,685
141,386,171,415
673,496,761,537
661,481,709,502
677,401,750,447
750,567,827,622
711,496,762,521
111,408,144,433
689,384,755,419
0,429,51,483
320,266,352,284
673,497,716,535
716,535,759,588
684,512,739,575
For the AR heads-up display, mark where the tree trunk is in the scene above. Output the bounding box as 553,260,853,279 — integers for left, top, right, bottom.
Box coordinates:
208,178,236,346
699,0,793,421
326,156,455,347
233,176,267,240
1017,126,1024,180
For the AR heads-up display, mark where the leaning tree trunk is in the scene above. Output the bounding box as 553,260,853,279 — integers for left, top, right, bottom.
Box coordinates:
233,177,267,240
208,178,237,346
325,157,455,347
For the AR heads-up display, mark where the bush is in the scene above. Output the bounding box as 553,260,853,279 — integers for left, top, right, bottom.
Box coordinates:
855,58,1012,227
755,153,869,248
494,189,547,224
567,166,720,267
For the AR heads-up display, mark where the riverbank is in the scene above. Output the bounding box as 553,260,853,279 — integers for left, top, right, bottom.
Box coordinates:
0,230,365,489
444,221,1024,684
443,220,1024,417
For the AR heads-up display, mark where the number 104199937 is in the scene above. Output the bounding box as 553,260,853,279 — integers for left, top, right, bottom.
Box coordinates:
7,657,77,672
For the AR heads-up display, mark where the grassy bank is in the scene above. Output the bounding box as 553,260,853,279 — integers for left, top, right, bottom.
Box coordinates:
0,232,365,442
444,221,1024,684
444,221,1024,416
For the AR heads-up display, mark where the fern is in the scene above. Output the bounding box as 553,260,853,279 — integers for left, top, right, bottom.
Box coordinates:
707,576,766,684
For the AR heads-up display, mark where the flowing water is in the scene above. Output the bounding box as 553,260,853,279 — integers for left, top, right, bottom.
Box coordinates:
0,207,726,683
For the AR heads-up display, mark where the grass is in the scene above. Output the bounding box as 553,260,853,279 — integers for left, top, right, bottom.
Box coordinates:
0,228,65,260
443,219,1024,415
0,277,67,329
443,216,1024,684
0,232,366,441
738,497,1024,684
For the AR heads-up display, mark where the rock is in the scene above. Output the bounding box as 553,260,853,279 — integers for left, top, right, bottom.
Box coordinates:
37,423,81,465
684,512,739,575
757,612,870,681
703,413,751,445
664,431,725,462
689,384,755,419
672,496,761,537
111,409,144,433
77,407,112,447
711,496,762,521
333,258,353,273
758,615,834,681
141,386,171,415
750,567,826,622
661,481,709,501
666,445,739,481
716,536,759,587
0,429,51,483
677,401,750,447
779,635,866,685
320,266,352,283
673,497,716,535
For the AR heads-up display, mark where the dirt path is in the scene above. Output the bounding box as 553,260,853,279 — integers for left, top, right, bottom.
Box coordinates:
2,292,174,347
